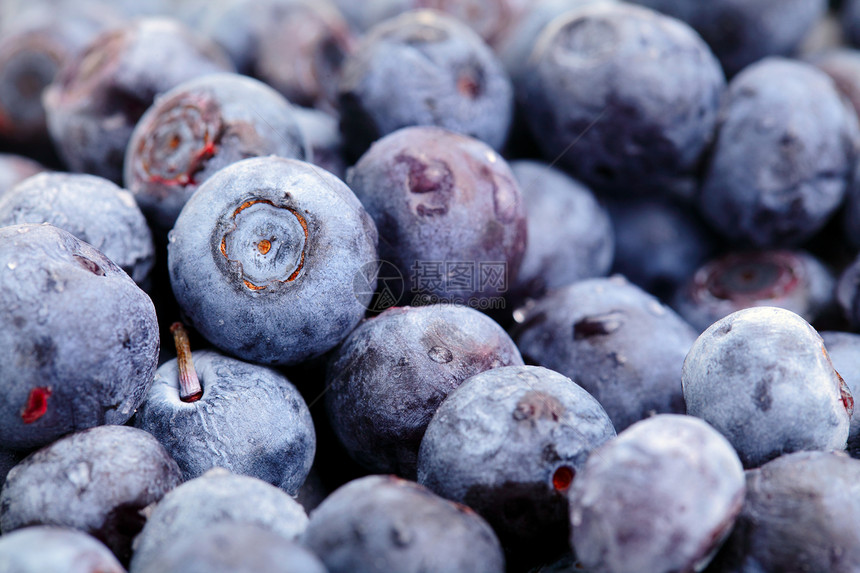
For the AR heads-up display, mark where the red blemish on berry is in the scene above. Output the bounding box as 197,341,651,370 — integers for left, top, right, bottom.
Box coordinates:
552,466,575,492
21,387,52,423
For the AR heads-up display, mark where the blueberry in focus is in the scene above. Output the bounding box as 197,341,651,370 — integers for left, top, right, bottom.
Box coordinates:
346,126,526,305
42,17,234,182
0,526,126,573
129,468,309,573
325,304,523,477
417,365,616,563
0,224,159,451
124,73,309,234
134,324,315,492
821,331,860,456
520,2,725,198
0,425,182,563
0,172,155,286
699,57,857,247
303,475,505,573
513,276,697,431
508,159,614,302
570,415,744,573
0,153,45,196
682,306,852,468
168,156,378,365
672,250,835,332
339,10,513,157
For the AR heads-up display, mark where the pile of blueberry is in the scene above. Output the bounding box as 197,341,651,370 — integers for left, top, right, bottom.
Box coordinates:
3,0,860,571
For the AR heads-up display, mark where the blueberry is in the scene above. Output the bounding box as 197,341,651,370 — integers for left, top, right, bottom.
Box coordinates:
339,10,513,157
0,224,159,451
672,250,835,332
710,451,860,572
508,160,613,301
42,17,233,182
325,304,523,477
0,172,155,285
414,0,532,48
303,475,505,573
682,307,852,468
417,365,616,564
0,526,125,573
569,415,745,573
632,0,827,76
0,425,182,563
124,73,309,233
521,3,724,198
821,331,860,456
699,57,857,247
607,197,718,300
168,156,378,365
134,324,315,492
513,276,697,431
129,468,309,573
134,522,326,573
346,126,526,305
0,153,45,196
332,0,412,32
293,105,346,180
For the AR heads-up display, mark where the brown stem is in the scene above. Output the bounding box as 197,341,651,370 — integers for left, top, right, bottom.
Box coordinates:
170,322,202,403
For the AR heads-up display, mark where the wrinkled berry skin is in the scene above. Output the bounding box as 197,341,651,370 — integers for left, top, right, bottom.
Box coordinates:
508,160,613,301
135,522,326,573
168,157,378,365
821,331,860,456
521,3,724,198
632,0,826,76
0,526,125,573
303,475,505,573
417,365,615,563
673,250,835,333
710,451,860,572
700,58,856,248
347,126,526,304
0,172,155,285
0,224,159,451
325,304,523,477
293,106,346,180
0,425,182,563
570,415,745,573
129,468,309,573
514,276,697,431
0,153,45,196
339,10,513,157
683,307,852,468
135,350,315,492
124,73,308,234
43,18,233,183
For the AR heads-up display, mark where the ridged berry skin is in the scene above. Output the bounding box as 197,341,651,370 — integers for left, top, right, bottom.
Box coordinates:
43,18,233,183
699,58,857,248
346,126,526,304
508,160,613,301
339,10,513,157
521,3,724,198
710,451,860,572
303,475,505,573
129,469,309,573
124,73,308,233
0,224,159,452
570,415,745,573
168,157,378,365
134,522,326,573
325,304,523,477
0,172,155,285
417,366,616,561
514,276,697,431
0,426,182,563
632,0,826,76
135,350,315,492
672,250,835,333
0,526,126,573
0,153,45,197
682,307,852,468
821,331,860,457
